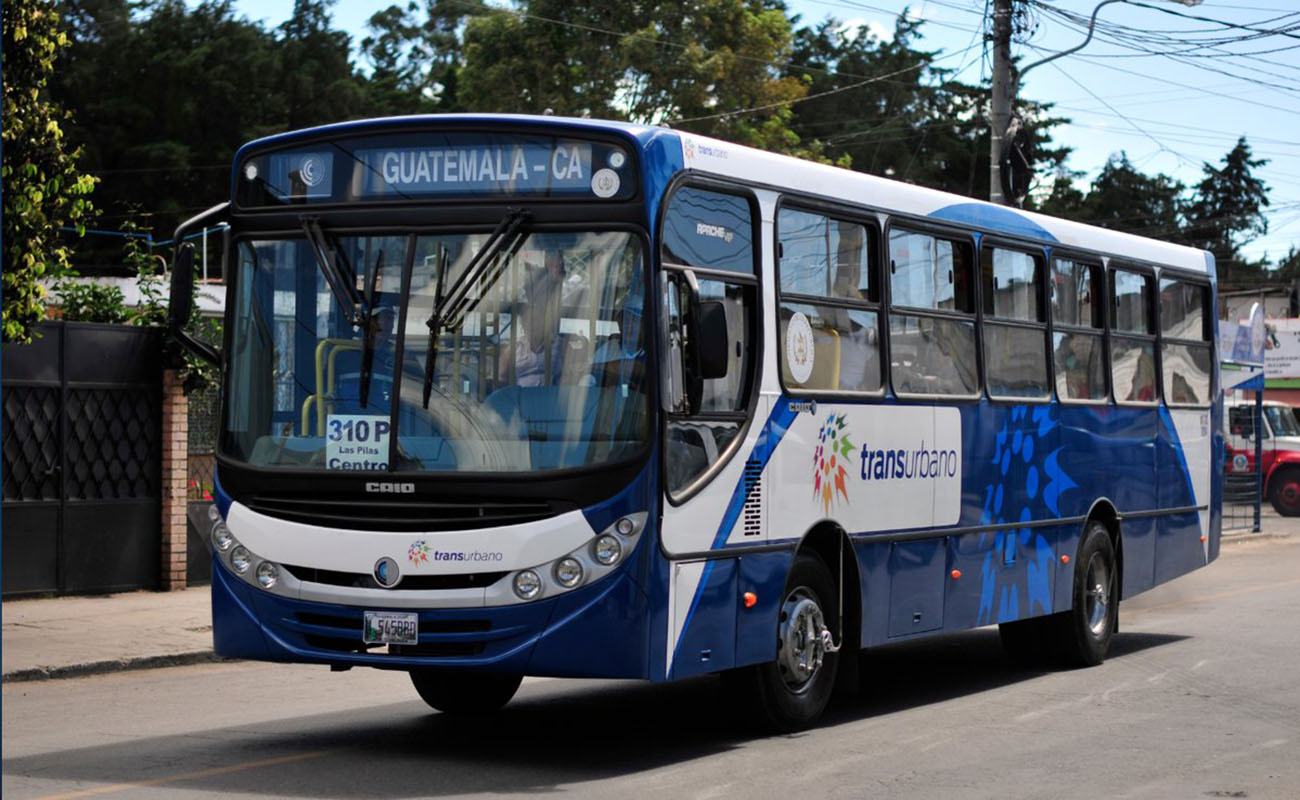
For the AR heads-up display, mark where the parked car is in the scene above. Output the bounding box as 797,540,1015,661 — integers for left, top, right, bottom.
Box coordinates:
1226,399,1300,515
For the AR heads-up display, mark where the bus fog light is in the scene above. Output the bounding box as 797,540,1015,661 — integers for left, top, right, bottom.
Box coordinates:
513,570,542,600
593,535,622,566
256,561,279,588
615,517,635,536
555,558,584,588
207,504,221,522
231,546,252,574
211,521,234,552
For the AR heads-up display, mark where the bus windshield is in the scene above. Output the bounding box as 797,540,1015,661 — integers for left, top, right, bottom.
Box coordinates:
223,229,649,473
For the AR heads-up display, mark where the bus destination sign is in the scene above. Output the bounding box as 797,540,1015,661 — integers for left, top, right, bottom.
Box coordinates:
355,141,593,198
246,132,634,206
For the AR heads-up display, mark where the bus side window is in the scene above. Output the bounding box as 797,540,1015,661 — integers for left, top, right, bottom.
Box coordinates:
776,206,881,393
1051,257,1106,402
660,185,759,499
982,245,1048,399
1159,277,1211,407
1111,267,1157,405
888,228,978,397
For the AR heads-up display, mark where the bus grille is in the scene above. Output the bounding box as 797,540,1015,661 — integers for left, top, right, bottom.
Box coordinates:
281,564,507,591
243,495,556,532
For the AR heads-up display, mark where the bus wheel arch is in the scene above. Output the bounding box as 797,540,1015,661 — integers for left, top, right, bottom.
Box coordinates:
794,522,861,656
1083,499,1123,601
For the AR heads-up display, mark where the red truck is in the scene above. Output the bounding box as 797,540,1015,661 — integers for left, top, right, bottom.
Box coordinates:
1226,399,1300,515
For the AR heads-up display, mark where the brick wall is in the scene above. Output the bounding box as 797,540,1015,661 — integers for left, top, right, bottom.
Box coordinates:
160,369,189,589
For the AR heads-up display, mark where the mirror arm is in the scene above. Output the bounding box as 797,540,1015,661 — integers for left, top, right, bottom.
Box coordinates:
169,202,228,368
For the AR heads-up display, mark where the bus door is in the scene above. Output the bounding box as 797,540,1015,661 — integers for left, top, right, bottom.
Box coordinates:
656,184,764,679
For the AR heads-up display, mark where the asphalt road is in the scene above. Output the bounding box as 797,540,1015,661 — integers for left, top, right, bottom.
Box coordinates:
5,534,1300,800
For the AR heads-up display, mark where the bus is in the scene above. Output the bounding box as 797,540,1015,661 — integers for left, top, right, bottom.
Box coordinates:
169,114,1221,731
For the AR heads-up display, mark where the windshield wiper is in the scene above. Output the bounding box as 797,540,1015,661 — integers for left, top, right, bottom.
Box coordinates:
422,208,531,408
301,216,365,327
301,216,387,409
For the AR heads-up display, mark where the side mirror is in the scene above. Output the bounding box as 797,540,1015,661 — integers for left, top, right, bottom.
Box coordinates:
697,300,729,380
169,242,195,333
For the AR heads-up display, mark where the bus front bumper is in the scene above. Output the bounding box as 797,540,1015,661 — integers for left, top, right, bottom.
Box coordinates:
211,556,650,679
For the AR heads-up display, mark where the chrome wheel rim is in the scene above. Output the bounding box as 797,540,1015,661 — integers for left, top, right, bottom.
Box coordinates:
778,588,826,691
1084,552,1113,637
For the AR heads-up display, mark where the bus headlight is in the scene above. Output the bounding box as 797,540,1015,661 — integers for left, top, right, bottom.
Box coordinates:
616,517,636,535
256,561,279,589
230,546,252,574
513,569,542,600
211,521,234,552
554,558,584,588
593,535,621,566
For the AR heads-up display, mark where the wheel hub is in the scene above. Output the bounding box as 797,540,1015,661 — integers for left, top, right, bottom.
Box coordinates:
778,590,828,690
1084,553,1112,637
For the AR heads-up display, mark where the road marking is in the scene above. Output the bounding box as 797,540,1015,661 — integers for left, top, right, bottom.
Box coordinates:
28,749,337,800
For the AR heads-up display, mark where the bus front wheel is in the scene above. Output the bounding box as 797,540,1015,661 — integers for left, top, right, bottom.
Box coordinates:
409,670,523,714
742,552,840,732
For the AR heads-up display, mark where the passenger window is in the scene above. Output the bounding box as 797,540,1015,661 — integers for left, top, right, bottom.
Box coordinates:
889,228,977,397
1112,269,1152,334
777,207,881,393
982,246,1047,399
661,185,758,500
1111,268,1156,404
1160,278,1211,406
1051,258,1106,402
982,248,1041,321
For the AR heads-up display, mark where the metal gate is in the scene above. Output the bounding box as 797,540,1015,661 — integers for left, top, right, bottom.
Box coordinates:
2,322,163,596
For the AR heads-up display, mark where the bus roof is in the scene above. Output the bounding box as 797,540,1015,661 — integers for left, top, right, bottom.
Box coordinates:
236,114,1214,276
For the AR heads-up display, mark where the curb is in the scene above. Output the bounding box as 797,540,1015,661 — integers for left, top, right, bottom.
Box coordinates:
2,650,232,684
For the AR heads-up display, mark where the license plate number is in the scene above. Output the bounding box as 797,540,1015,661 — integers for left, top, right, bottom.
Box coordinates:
363,611,418,645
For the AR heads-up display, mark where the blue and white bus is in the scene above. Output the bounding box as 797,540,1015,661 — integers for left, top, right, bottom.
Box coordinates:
170,114,1220,730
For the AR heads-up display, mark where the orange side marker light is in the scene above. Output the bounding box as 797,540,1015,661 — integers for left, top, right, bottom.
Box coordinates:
742,592,758,608
1061,555,1070,564
950,569,962,580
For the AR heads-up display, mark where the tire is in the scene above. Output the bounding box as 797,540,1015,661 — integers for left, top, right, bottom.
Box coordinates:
745,552,841,732
1269,469,1300,516
1047,521,1119,667
409,670,523,714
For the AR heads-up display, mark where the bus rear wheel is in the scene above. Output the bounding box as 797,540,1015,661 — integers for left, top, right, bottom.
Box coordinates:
744,552,840,732
1269,469,1300,516
409,670,523,714
1048,522,1119,667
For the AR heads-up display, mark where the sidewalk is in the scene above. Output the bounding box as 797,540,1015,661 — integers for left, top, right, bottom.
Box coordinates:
1,585,219,682
2,516,1296,683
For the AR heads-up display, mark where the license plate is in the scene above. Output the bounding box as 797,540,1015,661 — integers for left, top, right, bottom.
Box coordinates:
363,611,418,645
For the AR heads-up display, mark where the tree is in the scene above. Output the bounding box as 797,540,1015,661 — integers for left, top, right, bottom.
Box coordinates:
1184,136,1270,280
1058,152,1185,239
455,0,808,153
3,0,97,343
361,0,488,112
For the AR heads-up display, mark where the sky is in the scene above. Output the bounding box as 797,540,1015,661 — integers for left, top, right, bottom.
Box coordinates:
228,0,1300,267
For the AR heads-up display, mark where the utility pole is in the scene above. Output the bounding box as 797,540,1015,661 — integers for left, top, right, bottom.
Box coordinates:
989,0,1015,205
